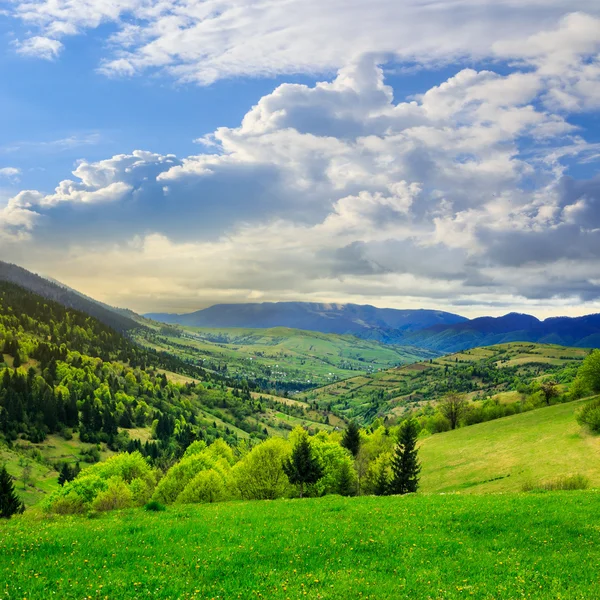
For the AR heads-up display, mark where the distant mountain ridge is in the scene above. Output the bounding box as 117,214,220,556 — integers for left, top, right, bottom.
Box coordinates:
146,302,468,341
403,312,600,352
147,303,600,352
0,261,139,332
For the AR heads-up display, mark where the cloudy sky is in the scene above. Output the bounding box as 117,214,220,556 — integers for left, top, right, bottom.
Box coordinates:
1,1,600,317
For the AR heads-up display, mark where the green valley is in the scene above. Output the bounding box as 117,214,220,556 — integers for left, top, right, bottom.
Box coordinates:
134,324,438,392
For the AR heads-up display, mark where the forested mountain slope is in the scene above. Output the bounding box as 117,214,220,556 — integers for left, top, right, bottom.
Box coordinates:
0,282,336,468
0,261,138,332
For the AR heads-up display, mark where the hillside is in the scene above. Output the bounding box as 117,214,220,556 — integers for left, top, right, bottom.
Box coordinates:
308,342,587,423
146,302,466,341
0,282,340,505
3,492,600,599
134,324,438,392
419,398,600,493
0,261,138,332
403,311,600,353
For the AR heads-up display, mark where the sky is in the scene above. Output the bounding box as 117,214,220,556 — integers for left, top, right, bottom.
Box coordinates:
1,1,600,319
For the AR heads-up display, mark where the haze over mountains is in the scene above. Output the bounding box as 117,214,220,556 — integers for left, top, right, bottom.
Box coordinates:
146,303,467,342
147,302,600,353
3,260,600,354
0,261,138,332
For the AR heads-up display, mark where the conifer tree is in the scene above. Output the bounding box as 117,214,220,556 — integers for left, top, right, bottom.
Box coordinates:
337,461,356,496
58,463,76,486
389,419,421,495
0,465,25,518
283,434,323,498
341,421,361,457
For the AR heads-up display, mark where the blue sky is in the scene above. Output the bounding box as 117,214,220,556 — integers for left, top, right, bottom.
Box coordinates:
1,1,600,318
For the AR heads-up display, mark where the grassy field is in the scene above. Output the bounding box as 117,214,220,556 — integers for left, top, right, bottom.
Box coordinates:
135,325,437,390
2,492,599,599
419,397,600,494
309,342,587,422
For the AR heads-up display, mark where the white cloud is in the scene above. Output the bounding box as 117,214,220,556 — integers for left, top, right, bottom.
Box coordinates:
0,168,21,181
14,36,63,60
5,1,600,83
2,15,600,314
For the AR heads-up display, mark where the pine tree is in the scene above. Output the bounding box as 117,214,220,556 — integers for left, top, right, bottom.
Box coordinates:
389,419,421,495
58,463,76,486
337,461,356,496
0,465,25,518
341,421,361,457
283,435,323,498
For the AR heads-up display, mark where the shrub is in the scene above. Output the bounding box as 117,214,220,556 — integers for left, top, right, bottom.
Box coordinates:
176,470,229,504
152,443,232,504
92,477,133,512
233,437,291,500
144,500,166,512
577,397,600,433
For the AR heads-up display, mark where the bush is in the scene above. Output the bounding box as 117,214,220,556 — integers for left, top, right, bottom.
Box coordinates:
233,437,291,500
522,474,590,492
92,477,133,512
176,470,229,504
144,500,166,512
577,397,600,433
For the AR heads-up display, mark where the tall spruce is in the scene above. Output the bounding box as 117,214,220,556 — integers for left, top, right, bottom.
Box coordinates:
341,421,361,457
0,465,25,518
389,419,421,495
283,434,323,498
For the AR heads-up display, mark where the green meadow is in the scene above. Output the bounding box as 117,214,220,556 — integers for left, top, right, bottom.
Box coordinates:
3,492,599,600
419,397,600,493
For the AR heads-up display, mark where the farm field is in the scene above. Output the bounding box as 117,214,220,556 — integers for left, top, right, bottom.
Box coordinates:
419,397,600,493
3,492,599,599
135,324,437,390
308,342,587,422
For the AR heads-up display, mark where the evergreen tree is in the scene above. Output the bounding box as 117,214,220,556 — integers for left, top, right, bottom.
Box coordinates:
341,421,361,457
58,463,76,486
0,465,25,518
283,434,323,498
337,461,356,496
389,419,421,495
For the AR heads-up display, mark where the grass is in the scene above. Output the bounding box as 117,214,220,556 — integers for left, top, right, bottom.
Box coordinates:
419,398,600,494
2,492,599,599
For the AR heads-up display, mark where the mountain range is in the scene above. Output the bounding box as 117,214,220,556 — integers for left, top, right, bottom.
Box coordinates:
147,303,600,353
145,302,467,341
2,261,599,353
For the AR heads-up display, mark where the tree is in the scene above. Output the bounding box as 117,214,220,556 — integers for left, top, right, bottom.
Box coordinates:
389,419,421,495
233,438,290,500
539,380,559,405
336,461,356,496
341,421,361,457
283,434,323,498
438,392,468,430
577,350,600,394
58,463,76,486
18,458,32,490
0,465,25,518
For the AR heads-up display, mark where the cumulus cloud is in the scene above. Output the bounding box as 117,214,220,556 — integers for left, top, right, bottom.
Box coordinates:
5,1,600,83
14,36,63,60
2,14,600,315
